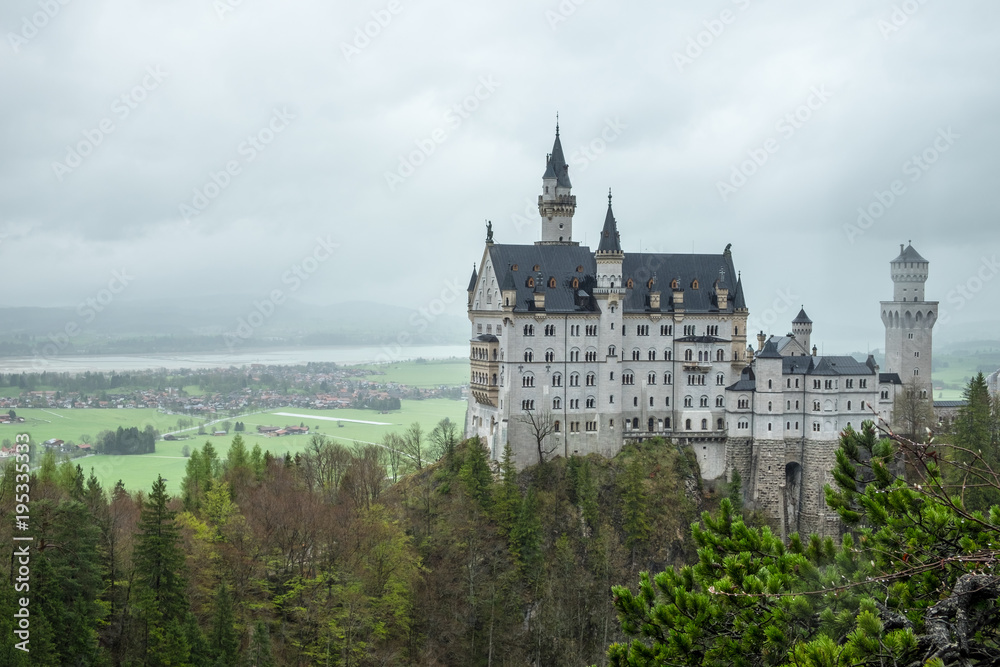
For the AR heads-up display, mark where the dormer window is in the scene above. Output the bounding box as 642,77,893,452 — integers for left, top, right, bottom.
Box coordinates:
526,277,535,288
626,278,634,289
576,265,584,273
533,264,541,272
647,279,655,289
548,277,557,288
671,279,679,289
691,279,699,289
572,278,579,289
512,264,519,271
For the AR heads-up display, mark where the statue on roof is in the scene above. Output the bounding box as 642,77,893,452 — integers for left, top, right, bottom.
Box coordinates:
486,220,493,243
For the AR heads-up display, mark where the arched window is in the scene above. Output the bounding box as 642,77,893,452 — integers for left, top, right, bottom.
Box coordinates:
526,277,534,288
548,277,556,288
572,277,579,289
524,350,533,362
553,397,561,409
608,345,617,357
544,349,554,362
685,419,692,430
701,419,708,430
552,373,562,387
717,418,724,430
716,349,724,361
684,349,693,361
692,279,699,289
553,420,561,432
648,349,656,361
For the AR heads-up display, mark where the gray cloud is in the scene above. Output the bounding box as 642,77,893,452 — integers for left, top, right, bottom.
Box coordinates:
1,0,998,353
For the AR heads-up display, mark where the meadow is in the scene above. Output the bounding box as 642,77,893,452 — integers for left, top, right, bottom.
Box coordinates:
358,358,467,387
16,399,466,495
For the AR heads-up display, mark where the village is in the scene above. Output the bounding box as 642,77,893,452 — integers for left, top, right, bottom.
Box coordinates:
0,362,463,415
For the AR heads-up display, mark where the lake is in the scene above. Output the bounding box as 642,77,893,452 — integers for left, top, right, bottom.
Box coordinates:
0,344,469,374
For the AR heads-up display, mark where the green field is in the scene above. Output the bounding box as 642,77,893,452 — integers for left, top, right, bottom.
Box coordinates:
358,358,467,387
25,399,467,495
932,349,1000,400
8,407,182,445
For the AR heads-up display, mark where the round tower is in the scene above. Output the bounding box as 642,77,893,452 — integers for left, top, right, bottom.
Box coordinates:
791,307,812,353
537,121,576,244
890,242,929,302
881,242,937,405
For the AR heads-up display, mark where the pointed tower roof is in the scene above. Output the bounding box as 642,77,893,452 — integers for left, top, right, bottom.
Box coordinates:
892,242,927,263
467,266,478,292
542,122,572,189
757,339,782,359
792,307,812,324
733,272,747,310
597,189,622,253
500,271,517,292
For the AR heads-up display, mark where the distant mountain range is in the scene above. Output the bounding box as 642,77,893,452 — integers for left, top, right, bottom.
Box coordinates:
0,297,468,356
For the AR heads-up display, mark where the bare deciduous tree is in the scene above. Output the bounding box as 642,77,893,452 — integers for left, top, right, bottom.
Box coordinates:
516,409,557,466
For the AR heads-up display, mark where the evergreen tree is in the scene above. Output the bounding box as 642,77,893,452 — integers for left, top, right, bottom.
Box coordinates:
618,457,651,559
511,486,542,577
247,620,276,667
952,372,999,511
492,443,521,536
133,475,191,665
209,582,240,666
460,437,493,509
608,420,1000,666
728,468,744,510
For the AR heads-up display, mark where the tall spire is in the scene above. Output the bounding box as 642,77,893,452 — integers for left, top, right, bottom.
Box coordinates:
542,123,571,189
597,188,622,253
538,119,577,244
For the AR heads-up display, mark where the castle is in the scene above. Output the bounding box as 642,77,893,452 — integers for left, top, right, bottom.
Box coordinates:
465,125,937,538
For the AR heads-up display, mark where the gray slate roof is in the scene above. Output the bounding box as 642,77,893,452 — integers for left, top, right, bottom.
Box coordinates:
879,373,902,385
892,243,928,263
467,267,478,292
542,128,572,189
727,367,756,392
756,340,782,359
808,356,876,376
934,400,966,408
597,199,622,253
792,307,812,324
487,243,743,315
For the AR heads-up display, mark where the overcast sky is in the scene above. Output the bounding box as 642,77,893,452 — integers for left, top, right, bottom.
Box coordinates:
1,0,998,354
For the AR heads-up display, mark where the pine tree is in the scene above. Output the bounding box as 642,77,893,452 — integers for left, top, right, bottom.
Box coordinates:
618,457,651,559
492,443,521,536
209,582,240,666
511,486,542,577
133,475,191,665
247,620,276,667
460,437,493,509
952,372,999,511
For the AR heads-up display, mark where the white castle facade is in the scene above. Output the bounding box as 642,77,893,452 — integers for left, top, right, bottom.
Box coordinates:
464,126,937,538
